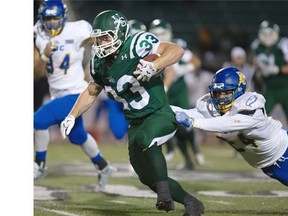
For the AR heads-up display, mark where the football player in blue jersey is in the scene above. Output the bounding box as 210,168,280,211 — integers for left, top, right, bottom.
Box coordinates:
34,0,116,191
174,67,288,187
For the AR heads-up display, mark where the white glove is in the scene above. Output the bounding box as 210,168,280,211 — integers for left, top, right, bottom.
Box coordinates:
175,111,194,128
60,115,75,139
133,59,158,82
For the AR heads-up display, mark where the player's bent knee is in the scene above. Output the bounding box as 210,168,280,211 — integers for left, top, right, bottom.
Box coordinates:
34,118,49,130
68,133,88,145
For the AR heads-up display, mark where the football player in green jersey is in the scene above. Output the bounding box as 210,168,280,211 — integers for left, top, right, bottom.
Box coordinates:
251,20,288,123
60,10,204,216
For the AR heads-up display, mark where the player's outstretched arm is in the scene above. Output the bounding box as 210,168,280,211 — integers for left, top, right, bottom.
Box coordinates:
60,82,102,138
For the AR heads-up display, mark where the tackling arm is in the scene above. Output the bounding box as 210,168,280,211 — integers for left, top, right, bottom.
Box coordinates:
193,113,260,133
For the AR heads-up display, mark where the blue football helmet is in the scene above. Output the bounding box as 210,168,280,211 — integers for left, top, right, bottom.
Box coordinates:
38,0,68,37
209,67,247,114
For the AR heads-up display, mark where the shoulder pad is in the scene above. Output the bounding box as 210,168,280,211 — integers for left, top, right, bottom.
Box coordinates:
232,92,265,113
196,93,219,117
133,32,160,58
69,20,92,35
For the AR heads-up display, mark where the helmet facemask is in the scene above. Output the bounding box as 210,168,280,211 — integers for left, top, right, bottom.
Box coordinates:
38,1,67,38
91,12,129,58
43,16,65,37
91,30,122,58
209,69,247,114
210,90,236,114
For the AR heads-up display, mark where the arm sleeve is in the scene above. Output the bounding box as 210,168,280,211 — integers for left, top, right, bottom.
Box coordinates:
133,32,161,58
170,105,205,119
193,112,261,133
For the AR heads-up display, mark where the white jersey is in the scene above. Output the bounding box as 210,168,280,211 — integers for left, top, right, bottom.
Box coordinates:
172,92,288,168
34,20,91,99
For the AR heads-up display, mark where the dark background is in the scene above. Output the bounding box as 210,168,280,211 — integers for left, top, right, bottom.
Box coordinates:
33,0,288,109
34,1,288,48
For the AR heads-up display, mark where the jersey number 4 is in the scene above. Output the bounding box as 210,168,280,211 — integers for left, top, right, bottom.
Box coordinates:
46,54,70,75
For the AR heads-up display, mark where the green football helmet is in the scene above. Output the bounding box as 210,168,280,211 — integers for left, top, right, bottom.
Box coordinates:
91,10,130,58
128,19,147,35
258,20,280,47
149,19,172,42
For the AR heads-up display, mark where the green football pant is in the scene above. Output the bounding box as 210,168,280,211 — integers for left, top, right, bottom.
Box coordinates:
128,106,189,203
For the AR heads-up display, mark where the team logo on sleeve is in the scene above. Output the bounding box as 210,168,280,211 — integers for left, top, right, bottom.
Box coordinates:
246,95,257,107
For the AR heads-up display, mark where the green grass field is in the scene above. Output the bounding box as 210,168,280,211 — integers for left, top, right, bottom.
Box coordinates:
34,140,288,216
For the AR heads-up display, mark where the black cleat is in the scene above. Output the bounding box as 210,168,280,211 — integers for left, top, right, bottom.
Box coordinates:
183,197,204,216
156,199,175,212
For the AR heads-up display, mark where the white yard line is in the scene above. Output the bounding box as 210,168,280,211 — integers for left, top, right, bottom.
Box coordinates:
35,206,81,216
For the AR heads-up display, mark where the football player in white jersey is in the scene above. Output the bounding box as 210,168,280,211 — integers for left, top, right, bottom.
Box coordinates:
173,67,288,187
33,0,116,191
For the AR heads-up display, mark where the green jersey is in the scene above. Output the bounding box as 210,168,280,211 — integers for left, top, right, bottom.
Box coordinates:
251,37,288,89
90,32,168,120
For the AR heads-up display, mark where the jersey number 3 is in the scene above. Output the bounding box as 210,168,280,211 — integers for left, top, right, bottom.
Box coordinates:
105,75,150,110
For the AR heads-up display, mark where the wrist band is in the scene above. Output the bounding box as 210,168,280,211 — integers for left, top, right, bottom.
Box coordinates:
40,53,49,62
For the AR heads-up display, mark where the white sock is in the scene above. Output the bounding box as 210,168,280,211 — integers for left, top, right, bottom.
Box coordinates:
34,129,50,152
80,134,100,158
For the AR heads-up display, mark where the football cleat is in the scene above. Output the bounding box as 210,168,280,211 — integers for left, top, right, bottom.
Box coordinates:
195,153,205,166
34,161,47,181
183,196,205,216
95,164,117,192
156,199,175,212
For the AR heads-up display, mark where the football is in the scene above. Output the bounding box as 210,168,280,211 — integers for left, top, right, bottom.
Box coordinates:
136,54,160,71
